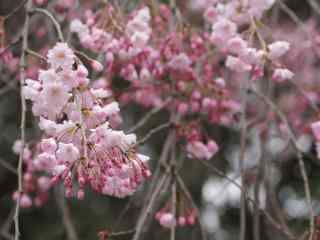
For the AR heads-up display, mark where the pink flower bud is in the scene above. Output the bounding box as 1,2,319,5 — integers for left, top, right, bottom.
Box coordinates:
225,56,252,73
159,213,176,228
20,194,32,208
272,68,294,82
38,176,51,192
77,65,88,78
178,216,186,226
177,102,189,116
91,60,104,72
268,41,290,60
77,189,85,200
207,140,219,156
186,215,196,225
65,188,73,198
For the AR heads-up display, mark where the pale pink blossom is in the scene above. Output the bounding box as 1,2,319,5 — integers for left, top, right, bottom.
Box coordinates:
272,68,294,82
225,56,252,72
268,41,290,60
91,88,112,99
58,70,78,90
40,138,57,154
23,79,41,101
91,60,104,72
227,37,248,55
186,140,219,160
101,102,120,117
37,177,51,192
47,42,75,70
210,18,237,47
20,194,32,208
70,19,89,38
56,143,80,164
42,81,70,113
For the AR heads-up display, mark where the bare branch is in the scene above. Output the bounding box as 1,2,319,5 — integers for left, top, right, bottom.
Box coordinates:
55,189,79,240
0,158,17,175
132,172,170,240
13,1,32,239
307,0,320,16
4,0,28,20
31,8,64,42
277,0,309,36
239,78,249,240
250,86,315,240
26,48,46,61
134,122,172,147
177,175,208,240
128,99,171,133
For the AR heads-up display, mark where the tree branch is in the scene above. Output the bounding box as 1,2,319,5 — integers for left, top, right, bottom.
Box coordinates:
13,1,32,239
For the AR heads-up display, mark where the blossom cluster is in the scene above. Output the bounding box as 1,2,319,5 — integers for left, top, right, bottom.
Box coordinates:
204,1,293,82
14,42,151,206
155,190,197,228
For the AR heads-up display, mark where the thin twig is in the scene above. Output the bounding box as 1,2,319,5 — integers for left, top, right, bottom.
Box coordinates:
171,180,177,240
26,48,46,61
143,130,176,202
14,1,32,239
170,134,177,240
134,122,172,146
131,172,170,240
4,0,28,20
251,87,314,240
253,140,264,240
277,0,309,36
111,197,136,231
239,78,249,240
74,50,96,63
288,78,319,113
55,189,79,240
31,8,64,41
128,99,171,133
177,175,207,240
109,229,136,237
1,208,15,240
0,158,17,175
307,0,320,16
0,81,18,97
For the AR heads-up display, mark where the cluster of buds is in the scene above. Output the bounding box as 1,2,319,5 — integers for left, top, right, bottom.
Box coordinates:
155,189,197,228
12,140,50,207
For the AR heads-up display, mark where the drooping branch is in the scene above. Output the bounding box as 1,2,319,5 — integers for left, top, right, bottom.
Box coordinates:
13,1,32,239
31,8,64,42
250,86,315,240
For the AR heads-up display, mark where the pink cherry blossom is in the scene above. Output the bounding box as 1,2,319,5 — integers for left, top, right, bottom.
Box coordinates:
47,42,75,70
